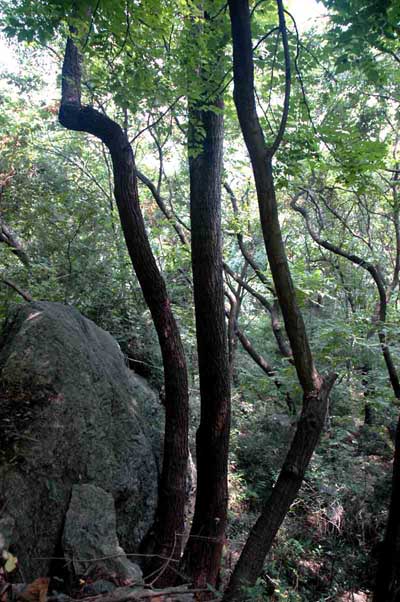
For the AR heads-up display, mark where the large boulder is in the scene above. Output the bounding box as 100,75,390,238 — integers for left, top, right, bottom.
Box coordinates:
0,302,161,581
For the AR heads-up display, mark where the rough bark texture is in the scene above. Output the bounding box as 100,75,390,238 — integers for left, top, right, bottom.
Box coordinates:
224,1,336,598
373,414,400,602
59,37,189,579
223,376,335,601
181,98,231,592
228,0,317,395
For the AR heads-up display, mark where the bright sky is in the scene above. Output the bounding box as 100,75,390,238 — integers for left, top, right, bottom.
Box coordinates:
0,37,19,73
288,0,328,32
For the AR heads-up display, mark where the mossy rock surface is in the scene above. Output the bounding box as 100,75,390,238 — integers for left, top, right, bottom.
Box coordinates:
0,302,161,580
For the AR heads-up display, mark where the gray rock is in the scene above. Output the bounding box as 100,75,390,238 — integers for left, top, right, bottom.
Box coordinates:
125,373,163,472
0,516,15,554
0,302,161,580
84,580,117,595
62,484,142,583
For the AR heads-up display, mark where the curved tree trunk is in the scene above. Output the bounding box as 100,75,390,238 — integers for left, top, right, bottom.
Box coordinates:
224,1,336,599
59,36,189,582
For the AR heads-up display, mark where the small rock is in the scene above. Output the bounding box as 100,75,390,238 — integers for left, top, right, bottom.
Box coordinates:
62,484,142,584
82,580,117,595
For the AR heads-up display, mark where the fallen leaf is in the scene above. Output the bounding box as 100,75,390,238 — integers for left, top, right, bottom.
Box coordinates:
2,552,17,573
17,578,50,602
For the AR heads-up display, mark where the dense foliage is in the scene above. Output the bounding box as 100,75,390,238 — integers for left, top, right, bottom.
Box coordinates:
0,0,399,599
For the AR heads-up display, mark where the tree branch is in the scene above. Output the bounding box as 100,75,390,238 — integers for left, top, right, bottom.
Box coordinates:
270,0,291,156
136,170,189,246
291,192,387,318
0,217,30,268
223,262,292,359
224,182,274,293
1,276,32,302
292,191,400,398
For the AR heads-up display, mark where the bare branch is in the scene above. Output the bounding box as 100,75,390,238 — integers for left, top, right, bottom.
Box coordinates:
136,170,189,246
1,276,32,302
224,182,274,292
291,191,387,317
292,191,400,398
130,97,184,144
270,0,291,156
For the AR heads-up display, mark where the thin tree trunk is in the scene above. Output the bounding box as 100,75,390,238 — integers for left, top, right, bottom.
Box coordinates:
59,36,189,582
224,376,335,600
373,167,400,601
224,1,336,598
224,181,293,360
225,262,247,376
181,94,231,593
373,414,400,602
223,261,292,360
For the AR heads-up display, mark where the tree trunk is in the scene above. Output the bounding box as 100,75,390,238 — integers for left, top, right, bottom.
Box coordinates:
181,95,231,593
373,414,400,602
290,184,400,602
224,1,336,598
59,36,189,582
223,376,335,601
224,184,292,360
373,168,400,602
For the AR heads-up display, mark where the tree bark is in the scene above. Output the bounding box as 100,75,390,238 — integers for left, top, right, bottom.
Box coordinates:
223,260,292,360
373,414,400,602
59,36,189,582
224,1,336,598
224,375,335,601
181,94,231,592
